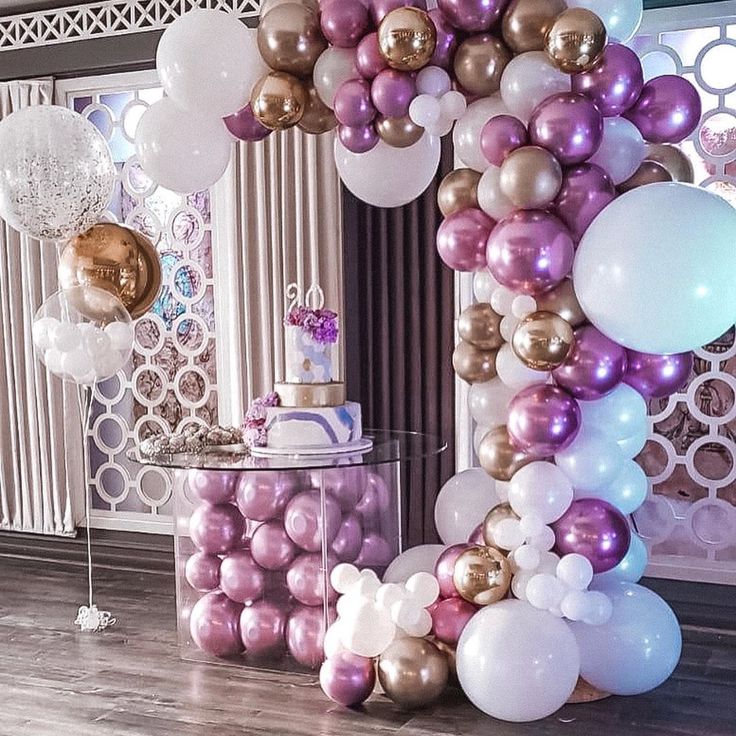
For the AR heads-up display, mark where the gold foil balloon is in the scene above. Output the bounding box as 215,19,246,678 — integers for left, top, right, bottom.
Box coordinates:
453,34,512,97
499,145,563,209
452,545,512,605
458,303,504,350
482,502,520,549
257,3,326,78
502,0,568,53
251,71,308,130
430,638,457,680
58,223,161,320
377,638,449,709
376,115,425,148
378,7,437,72
545,8,607,74
437,169,481,217
511,310,575,370
617,160,672,193
298,82,337,134
645,144,695,183
478,425,532,481
453,341,497,384
535,279,587,328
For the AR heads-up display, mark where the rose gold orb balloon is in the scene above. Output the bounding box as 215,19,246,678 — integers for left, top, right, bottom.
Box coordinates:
298,82,337,134
452,341,498,384
437,168,481,217
375,114,425,148
511,310,575,370
453,33,512,96
617,160,672,193
458,303,504,350
251,71,308,130
499,145,563,210
502,0,568,53
482,502,520,549
378,7,437,72
452,545,512,606
644,143,694,183
545,8,607,74
535,279,587,328
478,425,532,482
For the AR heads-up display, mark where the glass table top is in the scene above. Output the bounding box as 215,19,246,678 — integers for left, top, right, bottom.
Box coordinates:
126,430,447,472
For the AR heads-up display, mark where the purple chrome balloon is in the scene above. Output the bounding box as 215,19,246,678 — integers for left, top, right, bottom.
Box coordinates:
330,513,364,562
553,325,628,400
322,466,367,511
235,471,299,522
624,349,694,400
480,114,528,166
334,78,376,127
320,0,370,48
356,32,388,80
371,0,427,24
434,543,470,598
371,68,417,118
428,9,458,69
189,503,245,554
224,104,271,142
467,523,485,545
284,490,342,552
437,0,509,32
355,471,392,523
554,163,616,242
287,552,338,606
320,651,376,707
250,520,298,571
354,532,393,567
287,604,333,669
219,549,266,604
240,600,288,657
437,208,495,272
185,552,221,592
552,498,631,573
338,123,379,153
507,384,581,457
188,469,239,504
529,92,604,165
430,596,477,645
625,75,702,144
487,210,575,295
190,591,244,657
572,44,644,117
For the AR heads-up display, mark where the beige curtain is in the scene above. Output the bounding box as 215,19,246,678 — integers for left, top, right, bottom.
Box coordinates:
0,79,82,536
212,128,343,425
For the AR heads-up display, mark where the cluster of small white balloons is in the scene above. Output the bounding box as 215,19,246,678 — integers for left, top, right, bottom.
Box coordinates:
408,66,467,138
325,564,439,659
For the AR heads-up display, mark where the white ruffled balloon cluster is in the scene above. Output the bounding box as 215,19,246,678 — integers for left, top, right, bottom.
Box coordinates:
325,563,439,659
409,66,467,138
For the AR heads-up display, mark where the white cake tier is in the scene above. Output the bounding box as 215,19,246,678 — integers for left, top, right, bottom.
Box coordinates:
284,324,335,384
264,401,362,449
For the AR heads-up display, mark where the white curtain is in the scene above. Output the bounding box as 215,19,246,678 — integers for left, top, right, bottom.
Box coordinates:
0,79,82,536
212,128,344,425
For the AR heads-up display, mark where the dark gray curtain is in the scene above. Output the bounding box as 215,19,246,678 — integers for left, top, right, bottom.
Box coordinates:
343,143,455,547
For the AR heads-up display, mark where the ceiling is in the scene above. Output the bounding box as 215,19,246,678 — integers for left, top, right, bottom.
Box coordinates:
0,0,83,13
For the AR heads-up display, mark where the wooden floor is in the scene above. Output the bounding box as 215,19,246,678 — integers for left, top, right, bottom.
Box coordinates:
0,558,734,736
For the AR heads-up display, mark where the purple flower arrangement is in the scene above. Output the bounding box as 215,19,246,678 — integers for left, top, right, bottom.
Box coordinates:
242,391,280,448
286,306,339,344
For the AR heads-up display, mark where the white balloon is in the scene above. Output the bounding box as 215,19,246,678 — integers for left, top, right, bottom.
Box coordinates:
468,378,515,428
331,563,361,593
589,117,646,185
104,322,134,352
473,424,491,455
45,348,64,375
334,135,441,208
453,96,508,172
499,315,519,343
511,570,533,600
593,460,649,515
514,544,541,571
518,512,545,538
61,349,92,382
512,295,537,319
409,94,441,127
135,97,232,193
477,165,515,221
556,554,594,591
526,573,567,610
344,601,396,657
493,517,526,550
500,51,571,122
382,544,445,583
51,323,81,353
83,328,112,359
561,590,592,621
473,269,501,302
567,0,643,42
582,591,614,626
434,468,498,545
375,583,406,610
490,286,515,316
594,532,647,584
618,426,649,459
528,524,556,551
578,383,648,443
416,66,451,97
496,344,549,390
457,600,581,722
509,461,574,524
313,47,358,108
495,479,511,503
336,591,368,619
556,427,625,492
439,90,467,121
92,350,125,380
425,114,455,138
32,317,59,352
404,572,440,608
391,600,432,637
323,619,348,658
574,183,736,354
156,11,264,117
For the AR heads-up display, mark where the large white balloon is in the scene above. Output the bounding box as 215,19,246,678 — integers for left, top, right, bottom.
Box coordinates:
468,378,516,428
574,183,736,354
500,51,570,122
578,383,648,444
453,96,508,172
157,11,265,117
477,165,515,221
334,135,441,207
508,461,574,524
567,0,643,42
434,468,499,544
556,427,625,492
457,600,580,722
594,532,648,584
570,581,681,696
592,459,649,515
589,117,646,185
496,344,549,390
382,545,445,583
0,106,115,241
313,47,358,108
135,98,232,194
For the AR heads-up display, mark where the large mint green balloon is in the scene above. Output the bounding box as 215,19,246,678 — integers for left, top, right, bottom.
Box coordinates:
573,183,736,354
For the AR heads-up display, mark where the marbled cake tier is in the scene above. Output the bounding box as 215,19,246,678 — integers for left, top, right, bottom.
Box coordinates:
284,323,335,383
264,401,362,449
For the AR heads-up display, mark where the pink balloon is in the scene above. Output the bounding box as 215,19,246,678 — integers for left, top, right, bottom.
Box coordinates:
250,520,298,571
188,469,239,504
287,552,338,606
338,123,379,153
480,114,528,166
284,490,342,552
185,552,221,592
190,592,244,657
554,163,616,242
287,605,333,669
371,69,416,118
428,8,458,69
355,532,394,568
437,208,495,272
371,0,426,24
624,349,693,400
430,597,477,645
434,543,470,598
467,523,484,545
437,0,508,32
355,471,391,524
189,503,245,554
220,549,266,604
334,78,376,127
223,104,271,142
322,466,367,511
330,513,364,562
356,32,389,80
320,651,376,707
240,600,288,657
235,471,300,522
320,0,370,49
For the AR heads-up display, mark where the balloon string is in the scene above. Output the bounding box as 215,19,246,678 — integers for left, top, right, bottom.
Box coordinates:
77,384,95,609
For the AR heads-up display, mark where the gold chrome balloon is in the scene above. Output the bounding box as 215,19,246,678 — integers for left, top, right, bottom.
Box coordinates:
257,3,326,78
478,425,532,481
375,115,425,148
568,677,611,704
377,638,449,709
58,223,161,320
298,82,337,134
645,144,694,183
251,71,308,130
499,145,563,209
511,310,575,370
535,279,587,328
482,502,521,549
458,303,504,350
617,160,672,193
452,545,512,605
453,341,497,384
378,7,437,72
453,34,512,96
437,168,481,217
502,0,567,53
545,8,607,74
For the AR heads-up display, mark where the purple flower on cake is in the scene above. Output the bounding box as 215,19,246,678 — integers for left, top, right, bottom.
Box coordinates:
242,392,280,448
286,307,338,344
